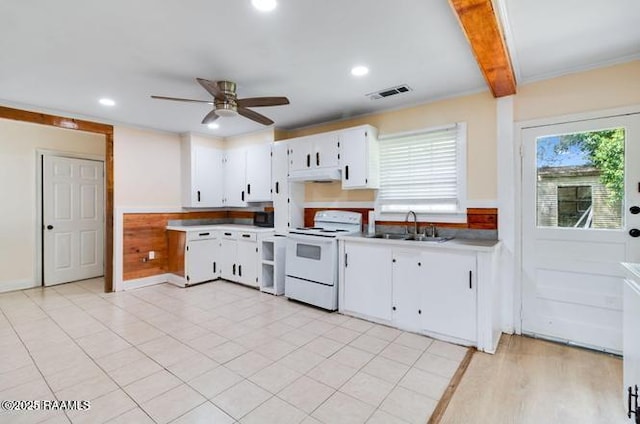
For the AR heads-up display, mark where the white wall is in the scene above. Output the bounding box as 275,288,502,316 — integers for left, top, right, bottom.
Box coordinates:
0,118,104,291
113,126,183,208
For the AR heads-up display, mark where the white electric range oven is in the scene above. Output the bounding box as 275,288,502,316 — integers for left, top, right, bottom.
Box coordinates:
285,210,362,310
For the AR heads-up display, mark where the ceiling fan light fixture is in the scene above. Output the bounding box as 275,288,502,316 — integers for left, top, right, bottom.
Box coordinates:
252,0,277,12
207,123,219,129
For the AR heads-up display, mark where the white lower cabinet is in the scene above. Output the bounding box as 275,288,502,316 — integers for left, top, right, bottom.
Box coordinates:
342,243,392,321
392,250,422,332
237,233,259,287
623,270,640,416
220,233,237,281
188,238,220,284
421,251,477,342
340,239,493,350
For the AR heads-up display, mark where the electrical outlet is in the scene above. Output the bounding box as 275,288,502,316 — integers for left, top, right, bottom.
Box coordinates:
148,251,155,260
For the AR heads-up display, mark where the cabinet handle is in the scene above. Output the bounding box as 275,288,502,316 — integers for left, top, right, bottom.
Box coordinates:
418,309,422,315
345,165,349,180
392,258,396,263
241,191,245,201
239,265,242,276
344,253,348,268
316,152,320,166
418,262,421,267
275,181,279,194
392,306,396,311
233,264,236,275
469,270,473,289
213,262,216,273
197,190,201,202
242,234,251,238
198,232,210,236
224,232,232,236
306,154,310,168
247,184,251,195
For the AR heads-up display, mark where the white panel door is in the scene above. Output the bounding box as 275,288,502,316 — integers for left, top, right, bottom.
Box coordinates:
194,144,224,207
187,238,219,284
245,144,272,202
391,250,421,332
224,148,247,207
43,155,104,286
522,113,640,352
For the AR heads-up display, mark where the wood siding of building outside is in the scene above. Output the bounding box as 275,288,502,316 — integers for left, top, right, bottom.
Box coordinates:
304,207,498,230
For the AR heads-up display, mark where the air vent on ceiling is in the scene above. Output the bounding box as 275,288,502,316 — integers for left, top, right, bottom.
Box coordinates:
367,84,412,100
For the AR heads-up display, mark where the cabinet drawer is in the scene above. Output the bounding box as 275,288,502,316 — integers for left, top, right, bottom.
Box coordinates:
187,230,217,241
238,232,257,242
221,231,237,240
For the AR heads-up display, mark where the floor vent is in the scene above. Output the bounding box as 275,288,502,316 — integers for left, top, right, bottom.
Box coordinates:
367,84,412,100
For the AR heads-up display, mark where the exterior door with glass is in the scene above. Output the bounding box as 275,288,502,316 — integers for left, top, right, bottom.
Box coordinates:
522,113,640,353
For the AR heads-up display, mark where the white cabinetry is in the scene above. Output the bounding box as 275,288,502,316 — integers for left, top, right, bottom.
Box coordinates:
166,229,219,287
260,235,286,295
391,250,422,332
188,236,220,284
272,142,289,232
181,136,224,208
220,231,237,281
341,242,392,321
246,144,272,202
421,251,476,342
223,148,247,207
623,265,640,416
237,232,259,287
288,133,340,174
340,126,379,189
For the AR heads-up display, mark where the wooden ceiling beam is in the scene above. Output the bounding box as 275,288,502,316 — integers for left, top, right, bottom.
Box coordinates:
449,0,516,97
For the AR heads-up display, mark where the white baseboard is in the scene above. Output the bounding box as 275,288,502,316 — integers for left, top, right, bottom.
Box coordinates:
120,274,169,291
0,279,39,294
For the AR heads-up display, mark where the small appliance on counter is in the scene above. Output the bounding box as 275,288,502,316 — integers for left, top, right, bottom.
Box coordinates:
253,211,274,228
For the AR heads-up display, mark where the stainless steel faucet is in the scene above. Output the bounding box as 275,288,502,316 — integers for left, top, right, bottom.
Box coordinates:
404,210,417,236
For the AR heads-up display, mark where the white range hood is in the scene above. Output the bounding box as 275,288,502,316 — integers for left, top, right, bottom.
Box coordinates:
288,167,341,182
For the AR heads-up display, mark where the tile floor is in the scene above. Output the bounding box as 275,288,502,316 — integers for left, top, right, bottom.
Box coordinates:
0,278,468,424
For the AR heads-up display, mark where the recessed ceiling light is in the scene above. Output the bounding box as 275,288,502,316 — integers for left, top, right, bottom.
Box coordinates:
99,98,115,106
252,0,277,12
351,66,369,77
207,123,220,129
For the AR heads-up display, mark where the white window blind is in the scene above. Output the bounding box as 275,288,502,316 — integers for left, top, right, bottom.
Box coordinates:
377,123,465,214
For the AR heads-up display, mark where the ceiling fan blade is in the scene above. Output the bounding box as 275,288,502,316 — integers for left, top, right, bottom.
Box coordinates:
237,107,274,126
151,95,213,104
201,110,220,125
196,78,226,101
237,96,290,108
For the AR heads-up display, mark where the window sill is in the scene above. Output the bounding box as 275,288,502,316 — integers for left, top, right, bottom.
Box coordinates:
374,211,468,224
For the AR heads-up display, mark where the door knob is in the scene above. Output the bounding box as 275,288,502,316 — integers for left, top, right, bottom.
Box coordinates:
46,225,54,230
631,206,640,215
630,229,640,238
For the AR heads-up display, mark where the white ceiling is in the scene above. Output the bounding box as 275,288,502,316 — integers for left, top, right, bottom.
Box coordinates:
0,0,638,137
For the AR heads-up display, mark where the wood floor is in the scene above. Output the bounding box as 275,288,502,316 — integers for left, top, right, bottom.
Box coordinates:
439,334,626,424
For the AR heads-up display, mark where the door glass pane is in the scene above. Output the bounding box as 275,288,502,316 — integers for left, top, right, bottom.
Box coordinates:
536,128,624,229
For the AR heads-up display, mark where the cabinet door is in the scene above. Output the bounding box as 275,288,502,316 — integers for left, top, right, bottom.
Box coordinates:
392,250,422,332
237,239,258,287
191,144,224,207
224,148,247,207
187,239,219,284
288,137,312,173
340,128,368,189
624,279,640,404
343,242,392,321
272,142,290,233
314,133,340,169
220,238,237,281
246,144,272,202
421,251,476,342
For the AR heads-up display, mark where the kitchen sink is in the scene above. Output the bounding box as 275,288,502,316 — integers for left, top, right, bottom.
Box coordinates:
369,233,452,243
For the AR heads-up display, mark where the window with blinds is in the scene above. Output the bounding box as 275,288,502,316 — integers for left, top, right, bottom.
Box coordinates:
376,123,466,215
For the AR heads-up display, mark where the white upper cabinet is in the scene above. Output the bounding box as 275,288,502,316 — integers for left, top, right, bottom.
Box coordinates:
223,148,247,207
246,143,272,202
340,125,379,189
272,142,290,233
181,135,224,208
289,133,340,174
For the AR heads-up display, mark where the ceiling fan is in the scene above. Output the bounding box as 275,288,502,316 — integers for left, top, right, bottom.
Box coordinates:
151,78,289,126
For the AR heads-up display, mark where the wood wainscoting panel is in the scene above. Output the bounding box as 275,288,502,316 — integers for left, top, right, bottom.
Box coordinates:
304,207,498,230
122,211,227,281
